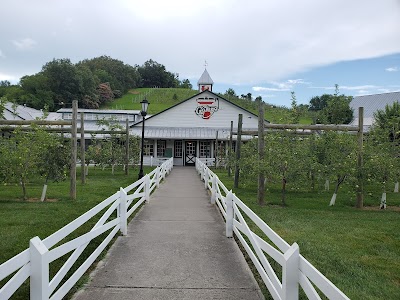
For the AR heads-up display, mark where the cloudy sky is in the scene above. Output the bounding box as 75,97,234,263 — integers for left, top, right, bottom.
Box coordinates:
1,0,400,107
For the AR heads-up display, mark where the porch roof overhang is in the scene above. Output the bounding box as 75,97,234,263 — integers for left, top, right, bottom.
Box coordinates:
129,126,256,140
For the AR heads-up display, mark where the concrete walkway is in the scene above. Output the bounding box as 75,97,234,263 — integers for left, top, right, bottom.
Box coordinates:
74,167,263,300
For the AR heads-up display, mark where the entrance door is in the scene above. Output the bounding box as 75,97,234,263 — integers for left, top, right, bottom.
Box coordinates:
185,141,197,166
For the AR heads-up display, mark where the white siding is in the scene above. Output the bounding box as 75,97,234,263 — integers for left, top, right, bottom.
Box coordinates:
144,91,259,129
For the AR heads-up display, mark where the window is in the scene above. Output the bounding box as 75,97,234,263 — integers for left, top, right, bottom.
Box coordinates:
157,140,166,157
174,140,182,158
143,140,154,156
200,141,211,158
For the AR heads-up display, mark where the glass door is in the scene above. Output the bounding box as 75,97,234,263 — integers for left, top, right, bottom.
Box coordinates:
185,141,197,166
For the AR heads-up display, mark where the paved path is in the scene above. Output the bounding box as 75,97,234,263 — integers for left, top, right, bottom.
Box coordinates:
74,167,263,300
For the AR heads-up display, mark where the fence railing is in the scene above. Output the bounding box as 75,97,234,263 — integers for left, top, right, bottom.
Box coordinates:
195,158,349,300
0,157,173,300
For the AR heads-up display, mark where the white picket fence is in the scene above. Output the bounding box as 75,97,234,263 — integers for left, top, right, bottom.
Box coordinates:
0,158,173,300
196,158,350,300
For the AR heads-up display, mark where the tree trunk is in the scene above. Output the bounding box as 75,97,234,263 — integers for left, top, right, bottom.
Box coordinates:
40,184,48,202
380,192,387,209
282,177,287,206
21,178,27,200
325,179,330,191
330,175,344,206
394,182,399,193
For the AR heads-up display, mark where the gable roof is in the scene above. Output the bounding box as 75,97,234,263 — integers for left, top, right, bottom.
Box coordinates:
350,91,400,127
131,90,268,127
197,68,214,85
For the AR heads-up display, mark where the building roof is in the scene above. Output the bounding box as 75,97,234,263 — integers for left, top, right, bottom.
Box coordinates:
132,89,268,127
2,102,45,120
129,126,254,141
57,108,140,115
197,68,214,85
350,91,400,127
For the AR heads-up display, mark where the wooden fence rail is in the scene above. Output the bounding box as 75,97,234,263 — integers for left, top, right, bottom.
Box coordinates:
196,158,350,300
0,158,173,300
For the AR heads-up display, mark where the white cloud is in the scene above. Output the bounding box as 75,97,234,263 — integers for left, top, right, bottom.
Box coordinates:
253,78,310,92
253,86,290,92
385,66,398,72
0,72,17,81
311,85,380,91
0,49,5,58
12,38,37,51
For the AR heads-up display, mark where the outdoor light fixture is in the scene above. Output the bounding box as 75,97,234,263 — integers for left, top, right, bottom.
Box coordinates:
138,98,149,180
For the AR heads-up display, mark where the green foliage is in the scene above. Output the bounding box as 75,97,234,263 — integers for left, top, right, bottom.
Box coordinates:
0,127,69,199
309,85,353,124
290,91,300,124
137,59,179,88
179,79,193,89
86,118,141,174
373,101,400,141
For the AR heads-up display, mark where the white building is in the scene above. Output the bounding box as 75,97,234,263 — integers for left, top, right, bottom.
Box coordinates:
130,69,263,166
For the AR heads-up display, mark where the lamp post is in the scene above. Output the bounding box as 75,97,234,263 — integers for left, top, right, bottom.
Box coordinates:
138,98,149,180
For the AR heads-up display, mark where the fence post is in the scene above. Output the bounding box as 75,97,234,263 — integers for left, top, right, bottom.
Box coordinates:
204,167,208,189
211,175,217,204
226,191,234,238
156,167,160,188
30,236,49,300
119,188,127,236
145,175,150,202
282,243,300,300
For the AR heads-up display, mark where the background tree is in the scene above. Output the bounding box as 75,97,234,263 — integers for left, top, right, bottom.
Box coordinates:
179,79,193,89
373,101,400,141
137,59,179,88
290,91,300,124
309,85,353,124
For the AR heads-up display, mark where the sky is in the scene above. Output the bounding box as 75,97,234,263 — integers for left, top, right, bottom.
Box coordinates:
1,0,400,107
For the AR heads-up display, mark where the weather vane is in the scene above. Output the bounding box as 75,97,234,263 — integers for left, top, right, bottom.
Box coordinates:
204,60,208,68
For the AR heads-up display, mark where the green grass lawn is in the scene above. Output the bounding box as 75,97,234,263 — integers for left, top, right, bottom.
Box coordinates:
102,88,198,114
102,88,314,124
213,169,400,299
0,165,155,299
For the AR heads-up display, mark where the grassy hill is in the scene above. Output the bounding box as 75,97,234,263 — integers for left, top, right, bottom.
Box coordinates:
102,88,198,115
102,88,312,124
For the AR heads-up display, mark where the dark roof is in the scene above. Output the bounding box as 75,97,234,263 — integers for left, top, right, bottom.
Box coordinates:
197,69,214,85
131,90,269,127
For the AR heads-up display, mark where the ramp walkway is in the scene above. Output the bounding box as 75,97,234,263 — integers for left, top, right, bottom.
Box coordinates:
73,167,263,300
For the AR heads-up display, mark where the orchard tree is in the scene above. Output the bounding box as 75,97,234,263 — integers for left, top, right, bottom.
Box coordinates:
265,132,311,206
0,126,59,200
318,132,357,206
290,91,300,124
363,129,397,209
37,136,70,200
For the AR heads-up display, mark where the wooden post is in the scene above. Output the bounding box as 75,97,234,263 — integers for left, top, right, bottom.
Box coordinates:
215,131,219,168
228,121,233,177
125,118,129,176
258,101,265,205
234,114,243,189
356,107,364,208
70,100,78,200
80,112,86,184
